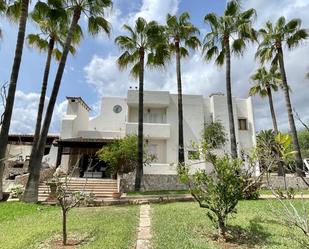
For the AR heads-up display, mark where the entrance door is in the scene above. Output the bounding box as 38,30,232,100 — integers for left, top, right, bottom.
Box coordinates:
79,155,110,178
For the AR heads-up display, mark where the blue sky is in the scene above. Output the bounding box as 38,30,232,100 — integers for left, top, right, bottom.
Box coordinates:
0,0,309,134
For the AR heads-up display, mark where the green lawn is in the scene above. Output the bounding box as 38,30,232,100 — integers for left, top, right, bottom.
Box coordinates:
0,202,139,249
152,201,309,249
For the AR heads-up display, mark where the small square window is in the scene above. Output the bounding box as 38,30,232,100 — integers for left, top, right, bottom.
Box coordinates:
238,119,248,130
188,150,200,160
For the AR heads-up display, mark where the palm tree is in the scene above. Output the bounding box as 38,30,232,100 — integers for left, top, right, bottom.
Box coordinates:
249,66,281,134
0,1,6,38
115,17,168,191
256,17,308,176
165,12,200,164
0,0,30,200
203,0,256,159
22,0,112,204
26,1,82,171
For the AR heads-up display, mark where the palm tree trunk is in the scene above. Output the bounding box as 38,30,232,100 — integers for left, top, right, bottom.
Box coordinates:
225,37,237,159
175,40,185,164
0,0,29,200
277,46,304,176
135,48,145,191
22,8,82,203
267,86,284,176
31,38,55,157
266,86,278,134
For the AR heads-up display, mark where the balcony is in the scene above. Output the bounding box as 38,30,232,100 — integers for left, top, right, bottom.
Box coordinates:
125,122,170,139
127,90,170,108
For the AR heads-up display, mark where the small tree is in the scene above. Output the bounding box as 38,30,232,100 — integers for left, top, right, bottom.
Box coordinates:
97,135,155,179
179,121,268,239
203,121,227,150
52,168,93,246
179,155,245,238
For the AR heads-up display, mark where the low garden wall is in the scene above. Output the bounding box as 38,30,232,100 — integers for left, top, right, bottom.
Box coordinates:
120,173,187,192
15,167,56,186
262,175,309,189
120,173,309,192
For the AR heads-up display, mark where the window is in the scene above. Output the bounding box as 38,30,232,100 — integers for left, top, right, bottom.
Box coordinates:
143,109,164,123
147,144,158,162
238,118,248,130
188,150,200,160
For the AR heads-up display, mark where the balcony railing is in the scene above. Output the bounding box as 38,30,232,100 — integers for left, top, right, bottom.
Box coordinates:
125,122,170,139
127,90,170,107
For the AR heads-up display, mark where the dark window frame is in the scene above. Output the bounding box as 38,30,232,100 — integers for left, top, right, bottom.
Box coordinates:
238,118,248,131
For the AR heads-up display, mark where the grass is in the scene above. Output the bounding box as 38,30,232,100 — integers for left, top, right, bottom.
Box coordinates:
126,190,189,196
152,200,309,249
0,202,139,249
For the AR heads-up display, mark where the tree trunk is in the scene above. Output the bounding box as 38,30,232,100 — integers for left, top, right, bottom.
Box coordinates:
277,46,304,176
218,216,226,239
175,40,185,164
62,208,67,245
31,38,55,157
0,0,29,200
135,48,145,191
267,86,284,176
225,37,237,159
22,8,81,203
266,86,278,134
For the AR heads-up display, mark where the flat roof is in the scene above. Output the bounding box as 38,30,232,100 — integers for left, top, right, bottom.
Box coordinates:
66,96,91,111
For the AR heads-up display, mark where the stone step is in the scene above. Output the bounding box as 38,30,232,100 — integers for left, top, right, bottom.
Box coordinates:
38,177,118,203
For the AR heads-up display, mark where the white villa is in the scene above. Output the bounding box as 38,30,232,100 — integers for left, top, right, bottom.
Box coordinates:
4,90,257,192
44,90,256,184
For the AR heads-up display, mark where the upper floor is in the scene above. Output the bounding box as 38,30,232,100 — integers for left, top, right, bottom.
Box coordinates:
60,90,256,153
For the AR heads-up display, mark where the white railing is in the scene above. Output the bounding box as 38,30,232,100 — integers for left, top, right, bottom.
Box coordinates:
126,122,171,139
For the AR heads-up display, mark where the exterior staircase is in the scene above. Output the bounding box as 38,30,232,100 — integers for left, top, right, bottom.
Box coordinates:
38,177,118,203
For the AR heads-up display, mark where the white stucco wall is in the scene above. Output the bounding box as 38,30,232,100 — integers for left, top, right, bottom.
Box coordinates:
61,99,89,139
89,97,127,138
56,90,257,175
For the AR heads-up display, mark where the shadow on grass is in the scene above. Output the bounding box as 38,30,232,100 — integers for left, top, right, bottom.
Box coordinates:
223,217,274,248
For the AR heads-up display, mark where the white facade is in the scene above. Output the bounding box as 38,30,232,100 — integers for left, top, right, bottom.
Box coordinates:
57,90,256,175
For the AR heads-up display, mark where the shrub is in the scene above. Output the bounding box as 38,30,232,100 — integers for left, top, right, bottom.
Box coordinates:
179,155,247,238
97,135,155,177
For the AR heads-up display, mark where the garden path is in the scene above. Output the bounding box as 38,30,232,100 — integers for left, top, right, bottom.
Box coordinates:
136,204,152,249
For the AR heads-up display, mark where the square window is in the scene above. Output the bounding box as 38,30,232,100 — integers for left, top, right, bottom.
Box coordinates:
238,119,248,130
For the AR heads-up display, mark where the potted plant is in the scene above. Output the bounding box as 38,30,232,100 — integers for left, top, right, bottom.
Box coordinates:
46,178,63,201
9,185,25,200
112,191,121,199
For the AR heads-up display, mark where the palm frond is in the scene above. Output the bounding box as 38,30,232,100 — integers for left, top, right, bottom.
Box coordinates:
27,34,49,51
88,16,111,36
6,0,21,22
225,0,239,16
215,50,225,66
117,50,140,72
130,61,140,79
52,47,62,61
203,46,219,61
286,29,308,49
232,38,245,55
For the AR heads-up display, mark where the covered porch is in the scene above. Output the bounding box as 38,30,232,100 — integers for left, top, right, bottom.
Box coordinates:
54,137,115,179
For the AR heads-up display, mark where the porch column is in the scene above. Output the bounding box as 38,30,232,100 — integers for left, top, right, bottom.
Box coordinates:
56,145,63,168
